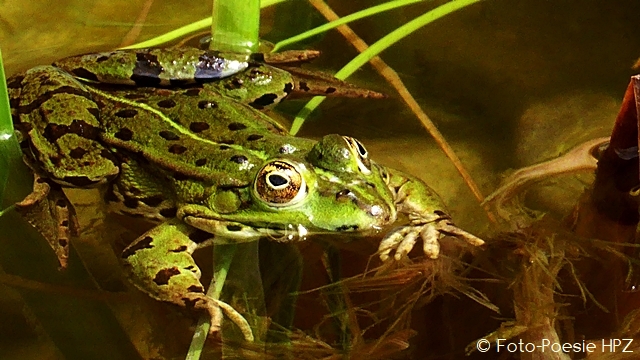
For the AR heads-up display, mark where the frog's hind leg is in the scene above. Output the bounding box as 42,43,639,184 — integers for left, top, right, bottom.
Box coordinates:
10,67,119,269
13,66,119,188
121,219,254,341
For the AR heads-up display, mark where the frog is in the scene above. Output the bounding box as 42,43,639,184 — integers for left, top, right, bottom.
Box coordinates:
8,47,484,342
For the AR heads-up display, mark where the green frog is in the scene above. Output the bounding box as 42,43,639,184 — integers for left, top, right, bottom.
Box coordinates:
8,47,484,341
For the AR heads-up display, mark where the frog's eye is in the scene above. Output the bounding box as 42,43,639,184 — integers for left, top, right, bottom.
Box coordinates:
343,136,371,175
254,160,307,207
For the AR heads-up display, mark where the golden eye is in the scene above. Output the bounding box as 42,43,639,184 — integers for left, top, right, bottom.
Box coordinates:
343,136,371,175
254,160,307,207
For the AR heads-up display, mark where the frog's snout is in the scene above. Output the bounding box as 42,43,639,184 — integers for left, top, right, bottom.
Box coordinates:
335,189,395,226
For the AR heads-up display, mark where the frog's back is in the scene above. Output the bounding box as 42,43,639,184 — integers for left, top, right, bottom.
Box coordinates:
91,85,313,187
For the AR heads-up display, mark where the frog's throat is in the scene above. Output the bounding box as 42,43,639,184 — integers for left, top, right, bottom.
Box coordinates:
182,215,386,243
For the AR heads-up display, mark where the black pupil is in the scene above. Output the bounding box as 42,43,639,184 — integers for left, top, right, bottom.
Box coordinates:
268,174,288,187
355,141,367,156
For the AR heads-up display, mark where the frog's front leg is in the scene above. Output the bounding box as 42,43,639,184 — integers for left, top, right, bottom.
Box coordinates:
120,219,254,341
378,166,485,261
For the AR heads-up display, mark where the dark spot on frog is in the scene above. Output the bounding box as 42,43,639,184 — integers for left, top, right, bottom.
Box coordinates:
115,109,138,118
188,229,214,243
96,55,109,62
195,158,207,167
160,207,178,218
226,224,242,232
227,122,247,131
59,239,68,247
159,130,180,140
56,199,67,208
336,224,359,231
121,236,154,258
188,285,205,293
197,100,217,109
170,245,188,253
219,139,234,145
169,79,190,87
6,75,24,89
168,144,187,154
298,81,310,91
184,88,201,97
249,93,278,109
173,172,190,181
61,220,69,227
189,122,210,133
43,119,100,142
115,128,133,141
325,87,336,94
71,68,99,81
247,134,263,141
224,78,244,90
219,145,230,150
131,52,163,86
69,147,87,159
182,297,199,310
124,198,139,208
184,265,195,271
87,107,100,119
153,267,181,286
63,176,97,187
230,155,248,164
141,195,164,207
157,99,177,108
283,82,293,94
50,155,62,166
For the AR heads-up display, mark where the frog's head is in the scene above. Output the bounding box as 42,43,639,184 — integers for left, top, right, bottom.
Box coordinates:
245,134,397,236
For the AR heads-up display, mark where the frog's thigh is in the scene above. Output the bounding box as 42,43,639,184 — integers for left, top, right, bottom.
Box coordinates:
121,220,250,337
20,66,119,187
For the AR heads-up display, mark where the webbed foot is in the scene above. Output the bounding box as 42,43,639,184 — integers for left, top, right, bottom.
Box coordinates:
379,212,484,261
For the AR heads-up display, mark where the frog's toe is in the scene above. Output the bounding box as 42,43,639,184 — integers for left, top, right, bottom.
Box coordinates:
436,222,485,247
212,299,254,341
188,294,254,341
378,227,410,261
421,224,441,259
394,229,420,261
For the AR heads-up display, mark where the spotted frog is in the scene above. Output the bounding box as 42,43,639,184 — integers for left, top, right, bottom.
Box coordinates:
8,47,484,341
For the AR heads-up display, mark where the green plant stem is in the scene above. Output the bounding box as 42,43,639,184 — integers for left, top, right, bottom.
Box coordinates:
210,0,260,53
121,0,287,50
272,0,430,52
0,48,30,209
186,244,237,360
290,0,483,135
